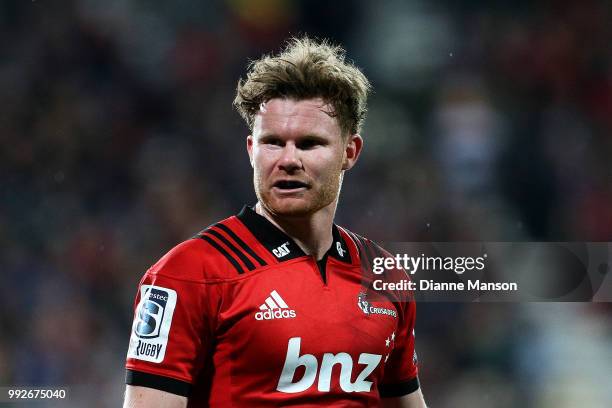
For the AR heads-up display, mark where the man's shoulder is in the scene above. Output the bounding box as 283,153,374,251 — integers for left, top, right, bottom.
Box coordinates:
149,214,255,282
336,225,394,262
339,226,414,304
147,238,210,281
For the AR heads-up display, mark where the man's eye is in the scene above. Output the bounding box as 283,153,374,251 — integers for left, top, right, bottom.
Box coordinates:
298,140,321,149
264,139,283,146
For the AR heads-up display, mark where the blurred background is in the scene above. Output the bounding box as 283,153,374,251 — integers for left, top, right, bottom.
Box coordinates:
1,0,611,406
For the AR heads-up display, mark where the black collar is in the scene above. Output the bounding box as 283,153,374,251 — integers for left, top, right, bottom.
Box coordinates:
237,205,352,264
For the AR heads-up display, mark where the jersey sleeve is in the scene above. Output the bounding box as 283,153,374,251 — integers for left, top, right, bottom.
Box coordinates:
125,239,218,397
378,297,419,398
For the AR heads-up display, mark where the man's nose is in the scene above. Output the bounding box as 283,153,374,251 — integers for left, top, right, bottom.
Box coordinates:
278,143,302,172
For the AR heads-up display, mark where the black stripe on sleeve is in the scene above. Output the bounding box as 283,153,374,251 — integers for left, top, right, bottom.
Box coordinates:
125,369,192,397
363,240,380,265
369,241,387,259
204,229,255,271
215,223,267,266
199,235,245,274
379,376,420,398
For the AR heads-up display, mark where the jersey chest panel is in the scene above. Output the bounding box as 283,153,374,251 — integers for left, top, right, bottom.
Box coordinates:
210,257,399,402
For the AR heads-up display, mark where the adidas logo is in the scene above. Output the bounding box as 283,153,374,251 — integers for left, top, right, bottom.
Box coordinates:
255,290,297,320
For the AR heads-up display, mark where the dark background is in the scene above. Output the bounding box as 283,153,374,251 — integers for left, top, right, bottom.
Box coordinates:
1,1,611,406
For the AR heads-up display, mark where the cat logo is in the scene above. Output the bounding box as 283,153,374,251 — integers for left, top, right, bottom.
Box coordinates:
273,242,291,258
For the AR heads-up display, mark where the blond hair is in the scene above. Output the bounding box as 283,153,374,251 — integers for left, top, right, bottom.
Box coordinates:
234,36,371,135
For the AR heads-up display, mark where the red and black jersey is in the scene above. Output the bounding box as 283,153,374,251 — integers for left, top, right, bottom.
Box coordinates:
125,206,419,407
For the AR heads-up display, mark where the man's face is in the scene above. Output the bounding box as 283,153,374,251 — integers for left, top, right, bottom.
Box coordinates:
247,98,362,217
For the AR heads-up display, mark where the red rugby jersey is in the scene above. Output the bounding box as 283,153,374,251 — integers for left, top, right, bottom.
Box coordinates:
125,206,419,407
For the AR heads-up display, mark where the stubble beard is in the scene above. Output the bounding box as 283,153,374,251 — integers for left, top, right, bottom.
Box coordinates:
254,170,343,218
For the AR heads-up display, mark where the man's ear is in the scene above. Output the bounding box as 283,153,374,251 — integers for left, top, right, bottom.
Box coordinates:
342,134,363,170
246,135,254,168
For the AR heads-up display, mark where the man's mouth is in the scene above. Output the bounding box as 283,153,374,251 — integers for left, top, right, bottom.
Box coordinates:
273,180,309,190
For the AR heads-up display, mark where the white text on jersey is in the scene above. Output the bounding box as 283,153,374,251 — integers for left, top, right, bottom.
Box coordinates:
277,337,382,393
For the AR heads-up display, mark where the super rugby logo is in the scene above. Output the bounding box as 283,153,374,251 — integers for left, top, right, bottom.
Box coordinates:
357,292,397,318
135,288,168,338
127,285,177,363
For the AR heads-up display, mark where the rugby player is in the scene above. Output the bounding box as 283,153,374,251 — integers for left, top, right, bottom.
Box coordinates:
123,37,426,408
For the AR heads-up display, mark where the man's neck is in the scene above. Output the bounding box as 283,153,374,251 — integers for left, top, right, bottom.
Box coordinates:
255,202,336,261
